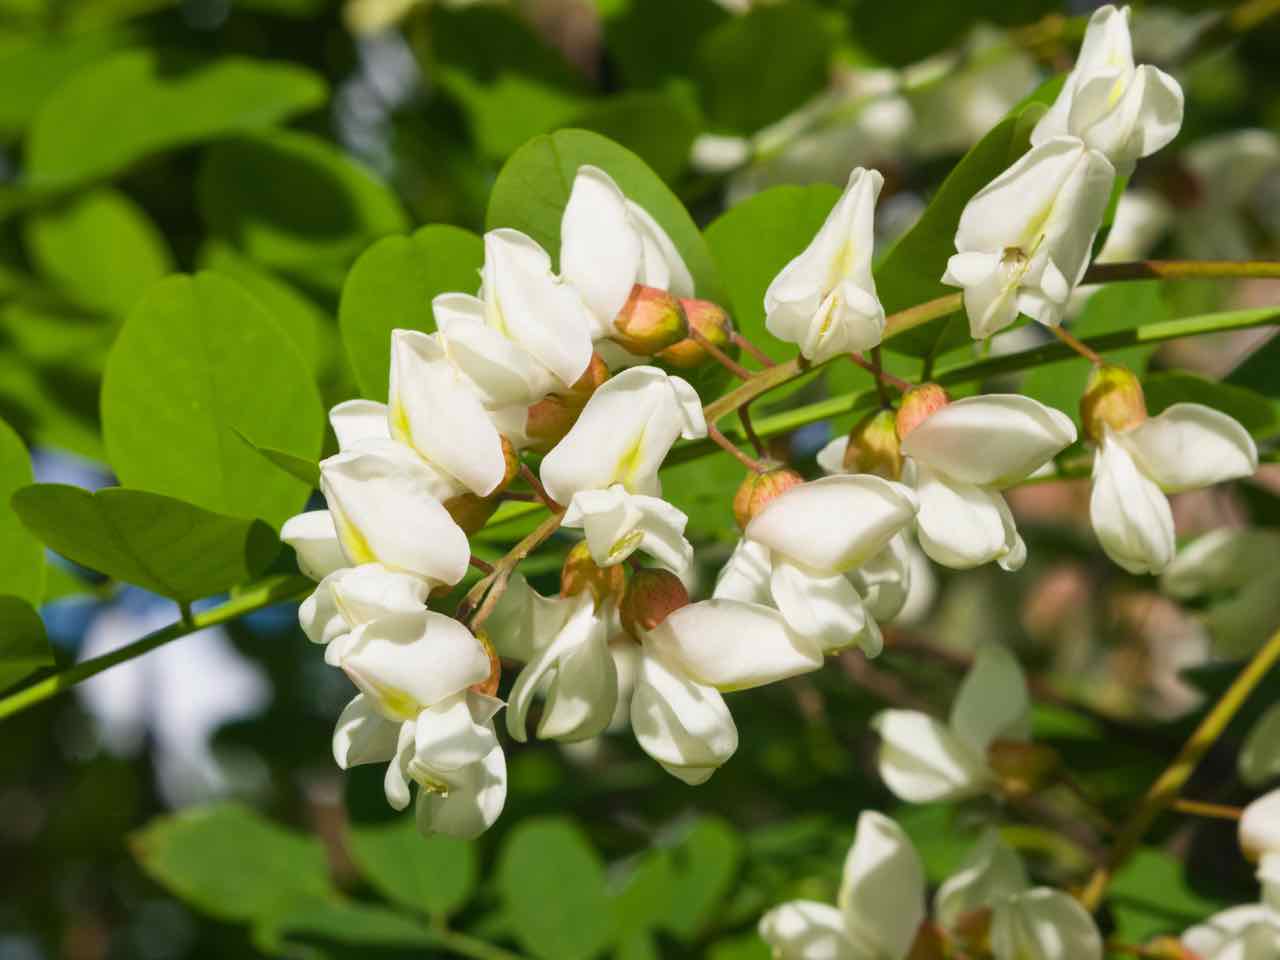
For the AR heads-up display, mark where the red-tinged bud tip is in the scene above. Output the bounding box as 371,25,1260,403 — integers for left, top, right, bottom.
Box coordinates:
524,354,609,454
1080,364,1147,445
896,384,950,439
612,285,688,355
733,464,805,531
905,922,948,960
656,298,734,370
560,541,626,608
469,631,501,697
988,739,1060,799
843,408,903,480
443,492,501,535
620,567,689,638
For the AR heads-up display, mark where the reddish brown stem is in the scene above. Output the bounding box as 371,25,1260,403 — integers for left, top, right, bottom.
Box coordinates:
731,331,776,368
738,404,766,457
519,463,561,512
708,423,768,472
691,326,753,381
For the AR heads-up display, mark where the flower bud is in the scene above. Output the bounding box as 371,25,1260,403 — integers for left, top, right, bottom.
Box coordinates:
732,464,805,531
656,298,734,370
560,540,626,609
896,384,950,439
948,909,992,955
905,922,948,960
470,630,501,698
1140,937,1201,960
444,438,519,533
620,567,689,638
843,409,904,480
525,353,609,454
1080,364,1147,445
612,284,688,355
1239,788,1280,862
988,739,1060,799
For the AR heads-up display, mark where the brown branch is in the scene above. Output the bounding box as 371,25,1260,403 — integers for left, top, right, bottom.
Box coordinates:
690,326,753,381
731,331,777,368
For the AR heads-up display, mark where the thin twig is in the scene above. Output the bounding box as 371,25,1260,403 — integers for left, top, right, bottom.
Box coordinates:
731,331,776,367
458,510,564,625
707,423,768,472
1171,798,1243,821
849,350,913,394
500,490,537,502
690,326,753,381
738,404,765,457
519,463,560,512
1051,325,1104,365
469,556,495,575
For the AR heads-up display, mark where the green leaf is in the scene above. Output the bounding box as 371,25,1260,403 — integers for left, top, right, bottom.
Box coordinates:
487,128,726,304
0,595,52,692
603,0,728,90
25,49,326,189
25,186,173,317
0,29,136,138
233,429,319,488
694,0,840,135
132,803,332,924
12,484,279,603
1227,334,1280,430
570,89,701,184
339,225,484,401
101,272,325,528
1145,370,1278,437
848,0,1056,67
1110,848,1230,943
346,816,477,918
256,898,440,955
497,817,613,960
0,415,43,604
704,184,841,362
661,817,743,942
198,131,408,292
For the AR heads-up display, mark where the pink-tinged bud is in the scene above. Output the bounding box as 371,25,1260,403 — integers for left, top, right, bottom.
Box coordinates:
843,409,903,480
732,464,805,531
895,384,949,439
988,739,1060,799
1080,364,1147,445
470,630,501,697
656,298,734,370
612,284,688,355
620,567,689,638
560,540,626,608
524,353,609,454
1141,937,1202,960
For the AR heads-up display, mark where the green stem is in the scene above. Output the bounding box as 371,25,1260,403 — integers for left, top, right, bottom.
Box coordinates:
0,574,312,722
1078,625,1280,912
427,928,528,960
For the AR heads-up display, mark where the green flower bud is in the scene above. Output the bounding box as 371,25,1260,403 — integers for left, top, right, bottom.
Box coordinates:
843,409,903,480
656,298,734,369
561,540,626,609
612,285,688,355
1079,364,1147,445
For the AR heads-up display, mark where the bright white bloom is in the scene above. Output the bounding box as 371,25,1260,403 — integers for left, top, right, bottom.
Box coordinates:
298,563,429,663
560,166,694,341
1090,404,1257,575
1183,905,1280,960
329,398,394,451
485,572,582,664
758,810,926,960
1031,5,1183,178
901,395,1076,570
630,647,738,785
764,167,886,364
333,690,507,839
562,484,694,581
872,644,1030,803
934,830,1029,935
944,138,1116,337
540,365,706,503
1242,791,1280,864
319,442,470,587
1242,705,1280,789
990,889,1103,960
281,510,349,582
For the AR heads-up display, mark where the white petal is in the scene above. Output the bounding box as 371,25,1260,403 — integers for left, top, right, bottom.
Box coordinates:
435,292,555,407
900,394,1076,487
1029,146,1115,300
300,563,428,647
816,436,849,476
1183,905,1280,959
337,611,491,721
934,831,1029,935
745,474,919,574
1121,403,1258,493
990,888,1103,960
871,709,992,803
483,573,578,663
281,510,348,581
713,538,774,605
626,200,695,299
838,811,926,960
644,598,823,691
769,559,874,656
560,166,643,334
1241,789,1280,861
944,251,1023,340
913,464,1022,570
758,901,861,960
1241,705,1280,788
563,485,693,577
320,444,469,585
408,691,501,776
329,399,391,451
848,533,911,624
630,649,737,785
415,744,507,840
332,693,402,769
949,643,1031,756
383,719,415,811
1089,435,1175,575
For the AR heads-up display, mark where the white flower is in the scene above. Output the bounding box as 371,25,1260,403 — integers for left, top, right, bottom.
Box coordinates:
539,365,706,504
943,137,1116,337
758,810,926,960
1090,404,1257,575
281,510,349,581
630,647,738,785
1031,4,1183,178
872,643,1030,803
560,165,694,341
333,690,507,839
562,484,694,581
1183,905,1280,960
934,830,1029,936
990,889,1103,960
1242,790,1280,864
329,398,394,451
298,563,429,663
319,442,471,587
764,167,886,364
901,394,1076,570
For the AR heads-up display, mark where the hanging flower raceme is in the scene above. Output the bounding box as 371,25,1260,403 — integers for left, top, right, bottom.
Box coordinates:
872,643,1045,803
764,167,887,364
896,386,1076,571
1031,4,1184,178
1081,365,1258,575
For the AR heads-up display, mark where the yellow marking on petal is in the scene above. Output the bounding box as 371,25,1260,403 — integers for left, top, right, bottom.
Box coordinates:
608,529,645,562
617,432,646,490
389,397,412,445
332,507,376,566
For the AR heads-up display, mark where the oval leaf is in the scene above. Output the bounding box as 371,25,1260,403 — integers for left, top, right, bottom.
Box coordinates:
347,817,477,918
0,416,44,604
0,595,53,692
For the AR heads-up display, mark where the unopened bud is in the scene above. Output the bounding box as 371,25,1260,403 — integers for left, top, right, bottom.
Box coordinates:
905,921,948,960
469,631,501,698
895,384,949,439
733,464,805,531
843,409,903,480
443,492,500,534
525,353,609,454
656,298,734,370
612,285,688,355
620,567,689,638
560,540,626,608
1141,936,1202,960
1080,364,1147,445
948,909,992,955
988,740,1060,799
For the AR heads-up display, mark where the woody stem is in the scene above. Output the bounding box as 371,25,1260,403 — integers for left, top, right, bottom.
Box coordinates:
708,423,769,472
690,326,753,381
